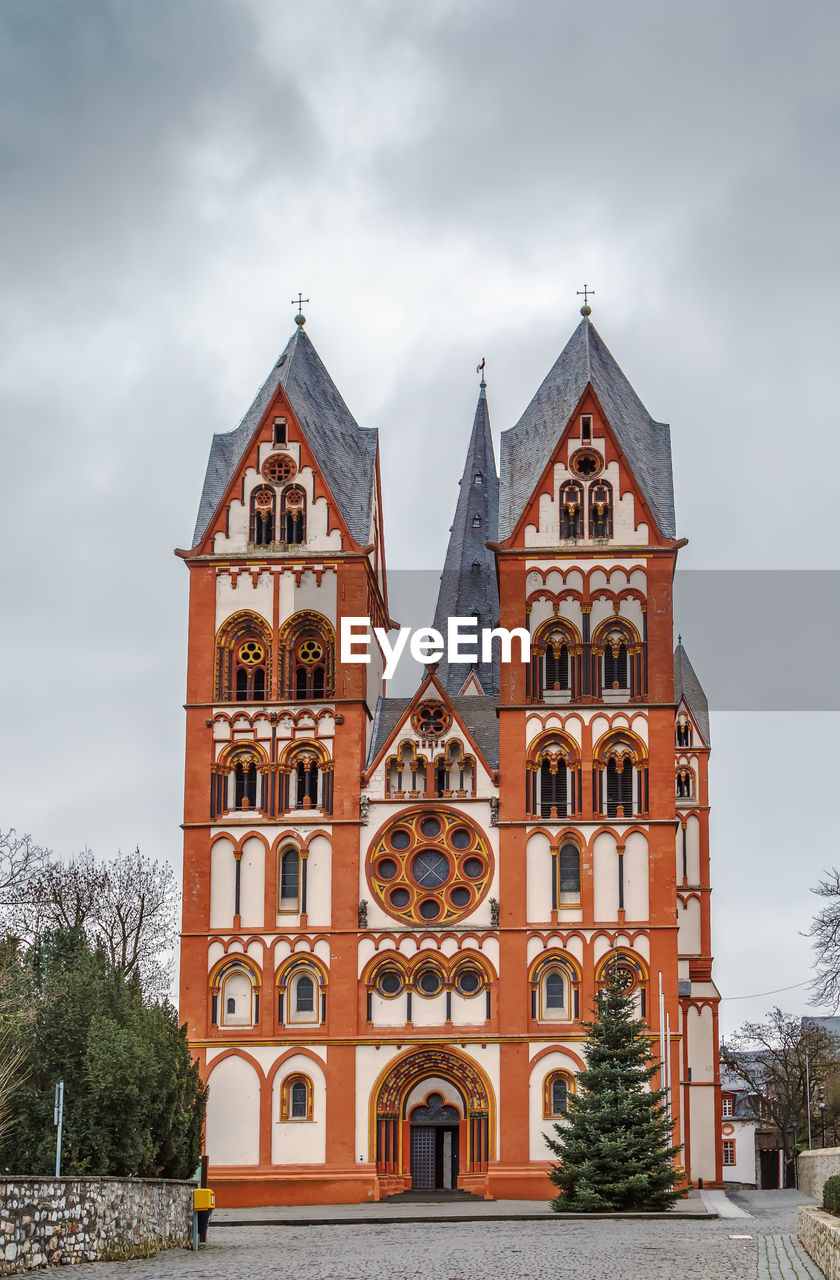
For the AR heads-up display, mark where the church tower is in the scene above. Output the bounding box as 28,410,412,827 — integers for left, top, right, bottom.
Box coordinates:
178,307,720,1205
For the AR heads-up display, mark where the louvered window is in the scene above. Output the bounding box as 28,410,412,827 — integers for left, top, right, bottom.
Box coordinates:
606,758,633,817
603,644,628,689
540,760,567,818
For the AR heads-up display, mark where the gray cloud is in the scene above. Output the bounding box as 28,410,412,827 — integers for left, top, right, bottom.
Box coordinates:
0,0,837,1027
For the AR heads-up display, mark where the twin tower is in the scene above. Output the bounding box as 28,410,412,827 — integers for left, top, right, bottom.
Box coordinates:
178,312,721,1204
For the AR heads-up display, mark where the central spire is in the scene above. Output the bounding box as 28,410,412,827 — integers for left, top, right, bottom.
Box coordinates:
432,372,500,696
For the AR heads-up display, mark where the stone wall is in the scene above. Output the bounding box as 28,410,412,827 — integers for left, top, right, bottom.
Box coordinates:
799,1206,840,1280
798,1147,840,1204
0,1178,193,1274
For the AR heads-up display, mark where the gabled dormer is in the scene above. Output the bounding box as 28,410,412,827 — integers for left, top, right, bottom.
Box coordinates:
674,640,711,750
190,321,383,564
498,317,677,550
364,670,499,800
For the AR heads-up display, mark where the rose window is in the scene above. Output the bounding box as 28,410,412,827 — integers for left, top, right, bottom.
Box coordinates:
569,448,603,478
367,808,492,925
238,641,265,665
252,485,274,510
298,639,324,665
262,453,297,484
411,701,451,737
283,485,305,509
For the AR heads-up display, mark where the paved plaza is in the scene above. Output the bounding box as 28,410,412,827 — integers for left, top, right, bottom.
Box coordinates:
56,1191,821,1280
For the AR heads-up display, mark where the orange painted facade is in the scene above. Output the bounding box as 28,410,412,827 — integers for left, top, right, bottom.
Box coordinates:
178,315,721,1205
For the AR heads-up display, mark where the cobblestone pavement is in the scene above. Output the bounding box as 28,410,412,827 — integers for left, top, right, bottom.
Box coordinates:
51,1191,823,1280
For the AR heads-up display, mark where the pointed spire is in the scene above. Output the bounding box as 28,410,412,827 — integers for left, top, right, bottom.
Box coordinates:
432,376,500,696
674,637,711,745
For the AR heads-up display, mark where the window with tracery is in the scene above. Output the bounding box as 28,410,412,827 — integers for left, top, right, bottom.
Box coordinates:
589,479,613,538
279,613,335,700
411,701,451,737
262,452,297,484
250,486,276,544
529,620,577,701
281,485,306,544
560,481,584,539
527,734,578,818
367,808,493,926
597,953,647,1017
215,613,271,702
282,744,332,814
676,718,692,747
676,767,694,800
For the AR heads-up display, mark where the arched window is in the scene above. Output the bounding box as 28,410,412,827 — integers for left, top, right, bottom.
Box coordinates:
596,953,647,1018
386,741,428,798
282,744,332,814
282,966,323,1025
605,756,633,817
556,841,581,906
217,963,258,1028
434,741,475,797
531,956,580,1022
280,485,307,544
676,718,692,747
295,974,315,1012
603,635,629,690
596,732,647,818
278,847,300,910
472,514,482,528
250,486,276,544
529,620,578,702
528,734,577,819
543,1071,575,1119
589,479,613,538
676,768,693,800
593,619,642,700
215,613,271,702
232,757,260,811
560,481,584,539
279,1073,314,1121
280,613,335,700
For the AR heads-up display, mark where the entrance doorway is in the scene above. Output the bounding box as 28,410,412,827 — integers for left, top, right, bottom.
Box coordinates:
409,1094,460,1190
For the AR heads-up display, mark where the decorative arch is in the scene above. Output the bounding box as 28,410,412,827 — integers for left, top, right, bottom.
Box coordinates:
214,611,272,702
385,740,430,798
209,955,262,1029
278,611,335,700
676,764,695,801
213,741,269,817
526,729,580,819
371,1046,495,1179
588,477,613,538
529,617,582,702
595,949,649,1018
591,615,645,699
528,949,581,1022
279,1072,314,1121
433,738,476,798
275,952,328,1027
278,739,334,813
592,727,648,819
559,479,584,539
249,484,276,545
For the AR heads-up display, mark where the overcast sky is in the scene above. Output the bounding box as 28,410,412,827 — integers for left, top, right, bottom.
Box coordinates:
1,0,838,1033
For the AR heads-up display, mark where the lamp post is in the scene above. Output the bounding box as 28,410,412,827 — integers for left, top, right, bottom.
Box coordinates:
821,1101,827,1149
790,1116,799,1189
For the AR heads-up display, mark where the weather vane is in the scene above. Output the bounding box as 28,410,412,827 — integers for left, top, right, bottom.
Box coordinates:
291,293,309,327
577,284,595,317
476,357,486,388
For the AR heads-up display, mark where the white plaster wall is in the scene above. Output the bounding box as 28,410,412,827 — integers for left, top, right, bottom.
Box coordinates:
593,831,618,921
686,1004,716,1082
527,831,553,924
215,570,274,629
355,1045,402,1163
205,1055,261,1166
306,833,332,927
686,815,701,884
623,830,649,922
678,897,702,956
411,992,447,1027
723,1120,757,1184
451,991,487,1026
210,838,236,930
271,1054,327,1165
239,835,265,928
528,1049,580,1161
688,1086,718,1183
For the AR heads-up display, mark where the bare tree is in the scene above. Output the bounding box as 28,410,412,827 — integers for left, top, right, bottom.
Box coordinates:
808,869,840,1009
0,829,51,918
721,1008,840,1163
10,846,178,1001
0,1029,27,1148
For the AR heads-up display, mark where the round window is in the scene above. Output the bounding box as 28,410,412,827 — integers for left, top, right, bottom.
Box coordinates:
456,967,482,995
412,850,449,888
261,453,297,484
378,970,403,997
366,808,493,926
417,968,442,995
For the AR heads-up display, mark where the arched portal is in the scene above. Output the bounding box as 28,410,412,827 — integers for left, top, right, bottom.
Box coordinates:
371,1047,494,1193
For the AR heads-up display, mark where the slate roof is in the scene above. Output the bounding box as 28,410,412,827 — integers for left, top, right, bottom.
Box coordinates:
432,386,500,696
192,326,378,549
498,317,676,541
674,641,711,745
366,694,499,771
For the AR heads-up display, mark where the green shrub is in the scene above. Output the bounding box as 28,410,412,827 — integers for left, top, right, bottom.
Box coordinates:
823,1174,840,1213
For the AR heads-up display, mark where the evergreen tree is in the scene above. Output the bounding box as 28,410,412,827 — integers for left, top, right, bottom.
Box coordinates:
0,928,205,1177
546,971,684,1212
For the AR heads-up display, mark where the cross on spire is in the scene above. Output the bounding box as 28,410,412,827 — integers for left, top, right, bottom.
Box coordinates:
291,293,309,327
577,284,595,317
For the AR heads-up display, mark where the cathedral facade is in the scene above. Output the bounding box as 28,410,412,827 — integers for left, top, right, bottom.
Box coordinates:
178,310,720,1205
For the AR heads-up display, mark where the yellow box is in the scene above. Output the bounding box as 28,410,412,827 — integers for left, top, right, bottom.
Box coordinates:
193,1188,215,1210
